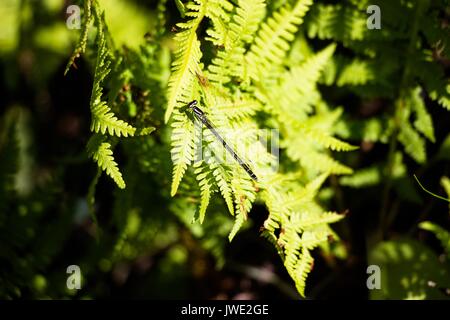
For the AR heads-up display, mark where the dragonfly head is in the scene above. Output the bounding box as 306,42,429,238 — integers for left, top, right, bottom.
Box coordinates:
187,100,205,118
187,100,198,109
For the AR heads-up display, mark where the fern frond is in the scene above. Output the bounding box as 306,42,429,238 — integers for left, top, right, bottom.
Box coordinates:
165,0,206,123
306,4,368,45
86,5,137,138
87,135,125,189
170,113,195,196
291,248,313,297
337,59,375,86
270,44,336,117
442,176,450,199
245,0,313,82
194,164,214,223
409,87,435,142
228,173,256,240
290,148,353,175
419,222,450,256
207,0,266,83
340,166,381,188
91,101,136,137
204,0,233,47
398,121,426,164
215,95,262,121
211,163,234,215
298,125,358,152
294,211,344,230
228,210,246,242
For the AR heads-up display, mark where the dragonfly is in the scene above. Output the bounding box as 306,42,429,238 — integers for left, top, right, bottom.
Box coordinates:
186,100,258,182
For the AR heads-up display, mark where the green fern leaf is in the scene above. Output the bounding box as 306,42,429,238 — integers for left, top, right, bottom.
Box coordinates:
398,121,426,164
87,135,125,189
91,101,136,137
165,0,206,123
270,44,336,117
295,211,344,230
299,125,358,152
295,150,353,175
228,210,246,242
337,59,375,86
207,0,266,83
211,164,234,215
419,222,450,257
292,248,313,297
170,113,195,196
204,0,233,47
195,164,213,223
245,0,313,82
410,87,435,142
306,4,367,44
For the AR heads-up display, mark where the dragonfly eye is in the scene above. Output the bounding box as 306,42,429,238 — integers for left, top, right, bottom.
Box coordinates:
188,100,198,109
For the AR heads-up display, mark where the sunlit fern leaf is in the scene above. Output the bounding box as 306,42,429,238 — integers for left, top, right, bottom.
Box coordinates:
301,173,329,199
337,59,375,86
204,0,233,47
300,151,353,175
210,163,234,215
295,211,344,230
170,112,195,196
340,166,382,188
419,222,450,257
298,125,358,152
87,5,137,138
91,101,136,137
207,0,266,84
228,210,246,242
335,116,388,143
87,134,125,189
165,0,206,123
245,0,313,82
398,121,426,164
306,4,367,44
228,174,256,240
297,229,330,249
194,164,214,223
216,97,261,120
232,0,266,45
269,44,336,116
410,87,435,142
291,247,313,297
442,176,450,199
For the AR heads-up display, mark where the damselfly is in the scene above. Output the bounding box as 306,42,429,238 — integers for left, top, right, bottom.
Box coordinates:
187,100,258,182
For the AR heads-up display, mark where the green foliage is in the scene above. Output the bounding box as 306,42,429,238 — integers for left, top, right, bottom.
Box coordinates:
1,0,450,300
66,0,154,189
418,176,450,261
369,238,450,300
163,0,358,296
